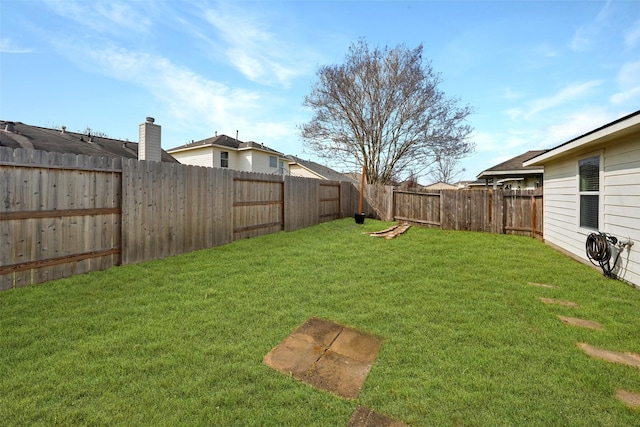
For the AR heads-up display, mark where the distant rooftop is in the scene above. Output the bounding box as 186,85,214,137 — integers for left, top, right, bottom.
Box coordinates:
168,134,285,156
0,120,178,163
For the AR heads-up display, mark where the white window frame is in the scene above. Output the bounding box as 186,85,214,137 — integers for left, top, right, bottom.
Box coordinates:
220,151,229,168
269,155,277,168
577,150,603,231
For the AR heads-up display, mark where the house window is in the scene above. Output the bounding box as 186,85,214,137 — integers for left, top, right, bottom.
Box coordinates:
579,155,599,230
221,151,229,168
269,156,277,168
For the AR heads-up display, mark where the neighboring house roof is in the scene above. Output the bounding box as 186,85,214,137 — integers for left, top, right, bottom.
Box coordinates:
524,110,640,167
287,155,358,184
455,180,486,188
168,134,286,156
423,182,458,190
0,120,178,163
476,150,547,180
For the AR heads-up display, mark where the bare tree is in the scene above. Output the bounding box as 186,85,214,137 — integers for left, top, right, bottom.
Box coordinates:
300,39,474,185
427,150,466,184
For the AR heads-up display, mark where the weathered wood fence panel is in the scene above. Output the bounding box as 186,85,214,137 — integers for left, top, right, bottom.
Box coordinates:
319,181,341,222
439,190,492,232
120,160,235,265
284,176,319,231
364,184,394,221
365,184,543,239
233,171,284,241
0,147,122,290
394,190,441,226
502,190,544,239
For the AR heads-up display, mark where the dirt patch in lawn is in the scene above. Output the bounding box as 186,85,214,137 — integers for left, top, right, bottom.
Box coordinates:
616,390,640,409
577,343,640,369
538,297,579,307
558,316,602,330
348,405,409,427
264,317,382,399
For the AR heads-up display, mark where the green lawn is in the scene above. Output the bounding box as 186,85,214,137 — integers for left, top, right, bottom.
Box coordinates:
2,218,640,426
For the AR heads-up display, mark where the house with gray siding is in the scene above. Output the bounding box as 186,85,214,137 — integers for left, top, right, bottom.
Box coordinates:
477,150,546,189
524,110,640,288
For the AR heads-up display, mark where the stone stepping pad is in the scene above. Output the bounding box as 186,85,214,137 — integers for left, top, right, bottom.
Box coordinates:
264,317,382,399
577,343,640,369
348,405,409,427
538,297,579,307
558,316,602,330
616,389,640,409
528,282,559,289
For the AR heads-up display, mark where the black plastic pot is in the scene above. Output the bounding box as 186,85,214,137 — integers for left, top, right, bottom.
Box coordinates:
354,213,365,224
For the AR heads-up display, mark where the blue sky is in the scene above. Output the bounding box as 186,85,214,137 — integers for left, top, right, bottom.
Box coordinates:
1,0,639,182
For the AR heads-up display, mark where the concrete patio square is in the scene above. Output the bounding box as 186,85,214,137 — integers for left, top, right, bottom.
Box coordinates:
264,317,383,399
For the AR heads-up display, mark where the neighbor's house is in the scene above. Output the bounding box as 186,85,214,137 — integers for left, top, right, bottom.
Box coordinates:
423,182,459,191
0,118,178,163
168,134,290,175
524,110,640,288
287,156,358,185
455,180,489,190
477,150,547,189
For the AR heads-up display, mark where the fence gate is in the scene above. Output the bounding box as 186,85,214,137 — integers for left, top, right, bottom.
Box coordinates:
502,190,543,240
232,173,284,240
319,182,341,222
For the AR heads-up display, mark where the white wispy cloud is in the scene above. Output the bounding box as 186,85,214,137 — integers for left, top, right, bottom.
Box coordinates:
570,0,612,51
506,80,602,120
53,40,293,143
610,60,640,106
500,87,524,101
43,0,152,35
0,38,33,53
616,60,640,88
625,19,640,48
545,108,618,144
200,3,310,88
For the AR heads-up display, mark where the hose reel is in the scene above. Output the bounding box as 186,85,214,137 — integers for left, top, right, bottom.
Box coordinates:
585,232,633,279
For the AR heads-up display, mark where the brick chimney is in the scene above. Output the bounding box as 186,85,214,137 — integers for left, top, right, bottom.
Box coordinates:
138,117,161,162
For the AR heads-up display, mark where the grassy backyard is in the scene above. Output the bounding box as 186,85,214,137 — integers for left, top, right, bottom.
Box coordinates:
2,218,640,426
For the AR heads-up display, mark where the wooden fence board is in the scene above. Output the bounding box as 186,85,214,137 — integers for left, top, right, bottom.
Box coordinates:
319,181,341,222
364,186,543,238
285,176,319,231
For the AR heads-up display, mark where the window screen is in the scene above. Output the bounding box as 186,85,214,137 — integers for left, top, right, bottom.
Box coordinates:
221,151,229,168
270,156,277,168
579,156,599,230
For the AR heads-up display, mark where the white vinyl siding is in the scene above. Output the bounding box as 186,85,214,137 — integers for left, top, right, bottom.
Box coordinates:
170,147,214,167
543,135,639,287
289,164,323,179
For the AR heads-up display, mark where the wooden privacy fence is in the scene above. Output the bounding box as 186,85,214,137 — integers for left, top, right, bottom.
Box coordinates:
365,186,543,238
0,148,357,290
